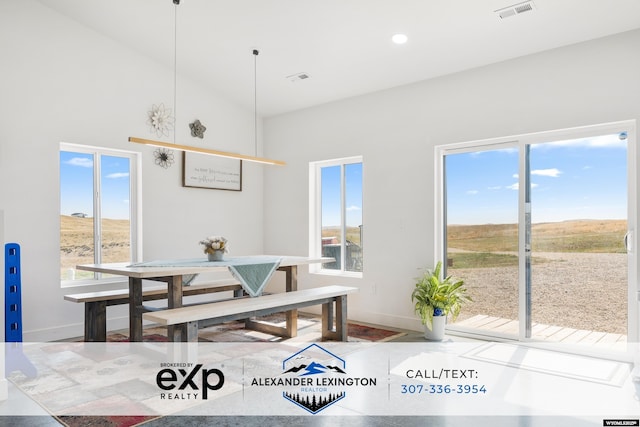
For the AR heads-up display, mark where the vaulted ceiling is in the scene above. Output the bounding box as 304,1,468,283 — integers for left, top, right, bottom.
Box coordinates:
37,0,640,117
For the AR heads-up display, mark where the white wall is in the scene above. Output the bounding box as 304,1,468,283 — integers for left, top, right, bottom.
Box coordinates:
263,29,640,331
0,1,265,340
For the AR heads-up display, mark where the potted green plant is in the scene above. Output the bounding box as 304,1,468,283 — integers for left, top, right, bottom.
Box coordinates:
411,261,471,341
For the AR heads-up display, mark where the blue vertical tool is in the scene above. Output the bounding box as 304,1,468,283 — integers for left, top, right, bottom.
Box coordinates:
4,243,36,378
5,243,22,342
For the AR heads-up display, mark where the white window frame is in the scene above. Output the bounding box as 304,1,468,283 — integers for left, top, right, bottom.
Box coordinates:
60,142,142,287
309,156,363,277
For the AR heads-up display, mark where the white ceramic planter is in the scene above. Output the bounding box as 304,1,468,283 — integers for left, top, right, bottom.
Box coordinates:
424,315,446,341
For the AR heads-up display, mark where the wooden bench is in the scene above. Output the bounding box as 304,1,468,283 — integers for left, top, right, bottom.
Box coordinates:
64,279,243,342
143,285,358,342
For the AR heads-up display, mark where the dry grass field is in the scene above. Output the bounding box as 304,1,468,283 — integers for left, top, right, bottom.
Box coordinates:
447,219,628,335
321,226,362,244
60,215,130,280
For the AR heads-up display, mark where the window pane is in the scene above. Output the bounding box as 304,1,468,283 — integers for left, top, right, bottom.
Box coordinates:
60,151,95,281
321,165,342,270
530,135,627,345
445,149,519,336
345,162,363,272
100,155,131,264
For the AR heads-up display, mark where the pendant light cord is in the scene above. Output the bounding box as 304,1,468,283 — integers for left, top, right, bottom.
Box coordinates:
253,49,259,157
173,0,179,146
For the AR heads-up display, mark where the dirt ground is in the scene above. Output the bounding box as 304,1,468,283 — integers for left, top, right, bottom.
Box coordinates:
451,252,627,334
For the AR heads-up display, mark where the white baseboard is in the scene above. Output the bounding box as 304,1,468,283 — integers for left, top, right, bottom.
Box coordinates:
22,316,131,342
0,378,7,401
347,309,423,333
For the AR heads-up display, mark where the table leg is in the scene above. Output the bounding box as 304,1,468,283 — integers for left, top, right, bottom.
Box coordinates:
167,275,185,342
336,295,347,341
129,277,143,342
284,265,298,337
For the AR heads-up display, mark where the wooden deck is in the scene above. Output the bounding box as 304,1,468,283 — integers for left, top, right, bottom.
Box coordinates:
454,315,627,352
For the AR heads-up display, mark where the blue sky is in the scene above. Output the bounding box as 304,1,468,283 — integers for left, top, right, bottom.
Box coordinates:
446,133,628,225
321,163,363,228
60,151,131,220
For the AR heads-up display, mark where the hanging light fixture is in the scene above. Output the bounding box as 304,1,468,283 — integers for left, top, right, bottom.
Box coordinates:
129,0,285,166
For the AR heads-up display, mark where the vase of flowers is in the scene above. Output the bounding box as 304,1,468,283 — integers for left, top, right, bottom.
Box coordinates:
199,236,228,261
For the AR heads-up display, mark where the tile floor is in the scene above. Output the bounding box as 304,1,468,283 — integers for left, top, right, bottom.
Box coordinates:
3,327,639,426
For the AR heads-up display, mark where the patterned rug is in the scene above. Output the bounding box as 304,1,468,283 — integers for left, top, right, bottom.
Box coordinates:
105,313,407,343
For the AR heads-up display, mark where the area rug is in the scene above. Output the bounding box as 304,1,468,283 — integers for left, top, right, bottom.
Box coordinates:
104,314,407,343
35,316,406,427
461,342,630,387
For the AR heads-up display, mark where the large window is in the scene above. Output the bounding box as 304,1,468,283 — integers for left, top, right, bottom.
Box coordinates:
310,156,363,275
60,143,140,284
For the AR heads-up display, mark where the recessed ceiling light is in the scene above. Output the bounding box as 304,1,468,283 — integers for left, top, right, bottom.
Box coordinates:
392,34,408,44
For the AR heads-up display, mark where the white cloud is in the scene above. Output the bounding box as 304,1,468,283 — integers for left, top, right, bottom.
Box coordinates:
488,186,501,190
66,157,93,168
531,168,562,178
508,182,538,190
106,172,130,179
346,205,361,212
466,190,479,195
512,173,519,179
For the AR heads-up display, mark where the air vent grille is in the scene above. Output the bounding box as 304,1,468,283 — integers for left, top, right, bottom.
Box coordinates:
495,1,536,19
286,72,310,82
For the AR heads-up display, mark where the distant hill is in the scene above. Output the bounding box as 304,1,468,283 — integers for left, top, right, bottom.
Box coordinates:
448,219,627,253
60,215,130,275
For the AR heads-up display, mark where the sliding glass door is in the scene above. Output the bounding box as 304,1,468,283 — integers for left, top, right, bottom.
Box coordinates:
444,145,520,339
527,135,628,351
438,122,636,354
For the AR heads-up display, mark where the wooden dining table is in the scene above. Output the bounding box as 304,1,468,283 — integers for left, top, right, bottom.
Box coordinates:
76,255,333,342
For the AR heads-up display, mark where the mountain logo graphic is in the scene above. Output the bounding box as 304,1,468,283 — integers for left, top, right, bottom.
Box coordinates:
280,343,347,414
283,361,346,376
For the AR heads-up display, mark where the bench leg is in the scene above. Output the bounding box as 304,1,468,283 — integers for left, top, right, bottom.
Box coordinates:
85,301,106,342
321,295,348,341
186,321,199,343
168,322,197,343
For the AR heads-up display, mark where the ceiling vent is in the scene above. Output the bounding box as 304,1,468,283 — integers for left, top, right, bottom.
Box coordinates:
286,72,310,82
495,1,536,19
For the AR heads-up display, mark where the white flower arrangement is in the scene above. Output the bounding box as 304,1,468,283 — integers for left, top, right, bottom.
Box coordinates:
199,236,228,255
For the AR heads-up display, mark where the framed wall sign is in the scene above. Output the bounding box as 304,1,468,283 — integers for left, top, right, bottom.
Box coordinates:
183,152,242,191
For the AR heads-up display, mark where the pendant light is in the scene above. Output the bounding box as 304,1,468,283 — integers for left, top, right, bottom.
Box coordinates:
129,0,285,166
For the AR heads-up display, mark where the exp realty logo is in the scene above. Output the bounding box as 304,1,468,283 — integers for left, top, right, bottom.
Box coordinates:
250,343,377,414
156,362,224,400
